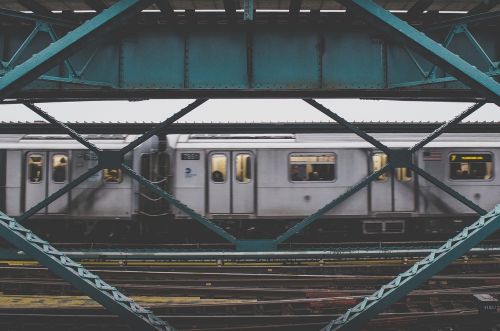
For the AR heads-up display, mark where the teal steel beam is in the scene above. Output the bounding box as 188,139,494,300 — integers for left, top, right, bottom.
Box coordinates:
336,0,500,105
121,99,207,155
24,103,101,153
121,164,238,243
323,205,500,331
16,102,104,222
17,165,101,222
272,99,393,245
0,0,154,100
304,99,392,155
0,211,171,330
409,164,486,215
244,0,254,21
275,164,390,244
409,102,485,152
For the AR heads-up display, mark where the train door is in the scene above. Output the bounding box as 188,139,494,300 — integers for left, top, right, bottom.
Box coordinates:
25,152,47,214
370,152,415,212
208,151,255,214
47,152,70,214
25,151,70,214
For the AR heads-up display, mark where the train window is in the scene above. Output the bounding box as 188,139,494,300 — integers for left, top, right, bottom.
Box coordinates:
395,167,412,182
52,155,68,183
372,153,389,182
103,169,122,183
449,153,493,180
235,154,252,183
289,153,336,182
28,154,43,183
211,154,227,183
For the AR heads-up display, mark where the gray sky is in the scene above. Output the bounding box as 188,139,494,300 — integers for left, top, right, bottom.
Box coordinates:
1,99,498,123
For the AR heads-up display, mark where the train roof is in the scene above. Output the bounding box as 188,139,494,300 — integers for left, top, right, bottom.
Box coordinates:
0,134,140,150
174,133,500,149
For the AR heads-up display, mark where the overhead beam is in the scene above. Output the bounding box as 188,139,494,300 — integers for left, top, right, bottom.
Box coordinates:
469,0,499,14
0,0,155,100
420,10,500,31
336,0,500,105
0,8,75,27
84,0,109,13
17,0,53,16
155,0,173,16
4,121,500,135
223,0,237,19
406,0,433,20
289,0,302,17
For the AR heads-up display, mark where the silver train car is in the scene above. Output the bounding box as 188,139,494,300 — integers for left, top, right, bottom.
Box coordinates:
0,132,498,242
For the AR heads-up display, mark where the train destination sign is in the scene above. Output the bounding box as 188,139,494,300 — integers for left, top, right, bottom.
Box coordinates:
449,154,492,162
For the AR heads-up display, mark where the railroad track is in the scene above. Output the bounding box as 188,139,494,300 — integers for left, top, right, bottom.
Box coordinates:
0,307,497,330
1,260,500,330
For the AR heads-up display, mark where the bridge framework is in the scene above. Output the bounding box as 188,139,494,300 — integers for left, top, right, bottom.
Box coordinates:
0,0,499,330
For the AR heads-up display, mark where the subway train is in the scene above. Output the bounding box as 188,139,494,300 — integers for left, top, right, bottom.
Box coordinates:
0,131,498,244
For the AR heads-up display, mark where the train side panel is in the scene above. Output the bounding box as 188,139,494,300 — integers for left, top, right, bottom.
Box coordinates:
256,148,369,217
69,150,134,219
172,150,206,217
5,150,22,216
417,147,499,215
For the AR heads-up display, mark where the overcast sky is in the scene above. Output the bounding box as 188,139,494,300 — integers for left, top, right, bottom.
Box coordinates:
0,99,498,123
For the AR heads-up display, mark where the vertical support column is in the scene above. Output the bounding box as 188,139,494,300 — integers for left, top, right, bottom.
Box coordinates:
244,0,254,21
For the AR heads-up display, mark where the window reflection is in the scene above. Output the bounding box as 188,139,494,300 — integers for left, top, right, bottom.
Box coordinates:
235,154,252,183
395,167,412,182
52,154,68,183
289,153,336,182
211,154,227,183
28,154,43,183
103,169,122,183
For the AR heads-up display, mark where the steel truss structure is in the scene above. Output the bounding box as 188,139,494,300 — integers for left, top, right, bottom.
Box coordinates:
0,0,498,330
0,2,498,101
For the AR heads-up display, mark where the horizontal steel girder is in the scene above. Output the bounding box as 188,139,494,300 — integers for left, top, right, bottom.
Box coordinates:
0,21,497,101
3,121,500,134
0,0,155,100
336,0,500,105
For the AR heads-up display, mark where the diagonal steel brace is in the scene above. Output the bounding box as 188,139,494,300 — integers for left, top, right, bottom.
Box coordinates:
323,205,500,331
0,0,155,100
336,0,500,105
0,211,173,330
